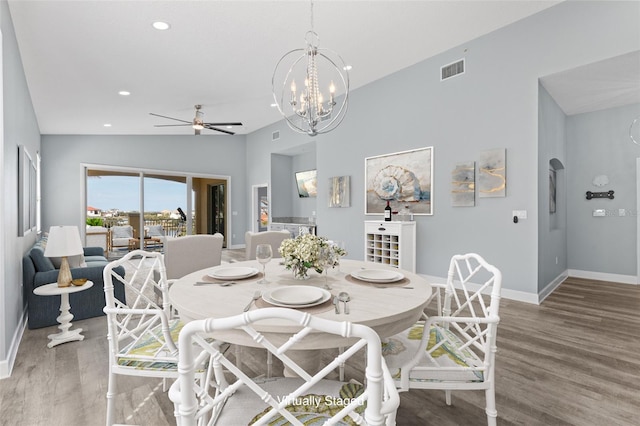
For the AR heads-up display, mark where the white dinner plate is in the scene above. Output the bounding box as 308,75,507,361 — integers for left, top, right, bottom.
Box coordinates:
350,269,404,283
207,266,259,280
262,287,331,308
268,286,325,305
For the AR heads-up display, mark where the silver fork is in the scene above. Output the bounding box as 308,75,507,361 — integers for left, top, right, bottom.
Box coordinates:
243,290,261,312
194,281,236,287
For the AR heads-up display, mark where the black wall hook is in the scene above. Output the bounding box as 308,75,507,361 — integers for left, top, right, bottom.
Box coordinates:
586,190,614,200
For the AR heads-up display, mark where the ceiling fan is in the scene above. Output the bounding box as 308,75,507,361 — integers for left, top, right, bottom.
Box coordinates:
150,104,242,135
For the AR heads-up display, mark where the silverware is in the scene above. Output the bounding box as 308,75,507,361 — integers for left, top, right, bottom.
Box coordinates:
243,290,262,312
194,281,236,287
338,292,350,315
333,296,340,314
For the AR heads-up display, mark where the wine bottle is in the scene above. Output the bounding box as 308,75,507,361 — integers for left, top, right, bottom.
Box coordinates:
384,200,392,221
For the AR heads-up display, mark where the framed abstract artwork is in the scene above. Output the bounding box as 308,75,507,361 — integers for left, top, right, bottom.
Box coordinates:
451,161,475,207
478,148,506,198
365,147,433,215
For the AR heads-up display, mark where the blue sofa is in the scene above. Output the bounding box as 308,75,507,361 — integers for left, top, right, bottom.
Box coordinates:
23,238,126,329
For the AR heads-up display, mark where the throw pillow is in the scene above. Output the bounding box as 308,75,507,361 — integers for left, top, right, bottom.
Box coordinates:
146,225,165,237
112,226,133,239
30,246,55,272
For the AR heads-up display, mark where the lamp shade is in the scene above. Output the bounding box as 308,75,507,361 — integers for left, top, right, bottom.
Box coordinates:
44,226,84,257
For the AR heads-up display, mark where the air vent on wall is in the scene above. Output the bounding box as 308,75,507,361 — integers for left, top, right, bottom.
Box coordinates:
272,130,280,141
441,58,465,81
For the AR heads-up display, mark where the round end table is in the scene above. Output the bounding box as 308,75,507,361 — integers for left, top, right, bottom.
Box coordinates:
33,281,94,348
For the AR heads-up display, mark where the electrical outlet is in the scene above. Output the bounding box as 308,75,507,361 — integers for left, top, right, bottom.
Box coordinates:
512,210,527,219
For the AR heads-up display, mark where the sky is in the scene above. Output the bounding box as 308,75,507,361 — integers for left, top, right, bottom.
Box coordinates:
87,175,188,212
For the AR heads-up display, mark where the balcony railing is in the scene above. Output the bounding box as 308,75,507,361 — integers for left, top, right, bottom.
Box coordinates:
102,217,194,237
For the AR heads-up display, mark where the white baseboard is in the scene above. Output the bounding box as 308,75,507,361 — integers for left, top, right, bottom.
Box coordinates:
420,274,539,305
0,308,27,379
567,269,638,285
539,270,569,303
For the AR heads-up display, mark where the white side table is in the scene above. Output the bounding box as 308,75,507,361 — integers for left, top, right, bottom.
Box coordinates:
33,281,94,348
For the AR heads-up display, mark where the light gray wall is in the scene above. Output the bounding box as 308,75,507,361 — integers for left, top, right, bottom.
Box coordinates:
1,0,41,369
567,103,640,276
270,153,292,218
247,0,640,299
538,84,568,292
40,135,247,247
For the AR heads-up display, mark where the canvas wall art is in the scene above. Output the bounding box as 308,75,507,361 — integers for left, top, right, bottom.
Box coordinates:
549,169,557,213
329,176,350,208
451,161,475,207
18,145,37,236
365,147,433,215
478,148,506,198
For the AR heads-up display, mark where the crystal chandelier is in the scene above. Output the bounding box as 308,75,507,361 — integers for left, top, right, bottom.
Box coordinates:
272,0,349,136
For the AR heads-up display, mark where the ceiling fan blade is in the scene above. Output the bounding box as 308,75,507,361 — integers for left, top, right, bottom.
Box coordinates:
204,124,235,135
149,112,192,124
203,122,243,127
154,124,193,127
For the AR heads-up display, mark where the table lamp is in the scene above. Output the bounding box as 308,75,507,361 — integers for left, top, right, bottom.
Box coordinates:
44,225,84,287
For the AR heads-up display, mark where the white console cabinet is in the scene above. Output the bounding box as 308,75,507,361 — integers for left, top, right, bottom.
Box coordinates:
364,221,416,273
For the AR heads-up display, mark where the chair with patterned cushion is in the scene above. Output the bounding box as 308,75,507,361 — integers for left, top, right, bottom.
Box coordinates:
169,307,400,426
382,253,502,426
102,249,185,426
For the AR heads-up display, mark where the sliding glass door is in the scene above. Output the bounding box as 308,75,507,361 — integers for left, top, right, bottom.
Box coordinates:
84,166,229,252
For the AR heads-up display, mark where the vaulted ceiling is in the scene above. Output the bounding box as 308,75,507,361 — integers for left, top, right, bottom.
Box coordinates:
14,1,638,138
9,0,569,136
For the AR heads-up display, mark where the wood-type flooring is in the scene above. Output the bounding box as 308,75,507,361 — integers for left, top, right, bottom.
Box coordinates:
1,272,638,426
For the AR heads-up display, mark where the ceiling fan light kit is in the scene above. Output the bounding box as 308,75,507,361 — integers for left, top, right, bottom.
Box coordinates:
272,0,349,136
150,104,242,135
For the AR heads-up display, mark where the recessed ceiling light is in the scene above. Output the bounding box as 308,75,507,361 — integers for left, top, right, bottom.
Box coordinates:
270,103,277,107
343,65,352,71
104,124,112,127
226,126,232,129
118,91,130,96
152,21,170,30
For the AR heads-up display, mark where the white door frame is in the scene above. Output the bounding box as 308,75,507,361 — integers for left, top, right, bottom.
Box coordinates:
251,183,268,232
637,158,640,284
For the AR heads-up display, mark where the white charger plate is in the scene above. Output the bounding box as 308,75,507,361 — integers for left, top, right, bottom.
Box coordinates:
350,269,404,283
263,287,331,308
207,266,259,280
268,286,325,305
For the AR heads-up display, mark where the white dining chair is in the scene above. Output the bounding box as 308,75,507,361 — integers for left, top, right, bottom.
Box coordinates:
382,253,503,426
169,307,400,426
102,249,199,426
244,230,290,261
164,233,224,280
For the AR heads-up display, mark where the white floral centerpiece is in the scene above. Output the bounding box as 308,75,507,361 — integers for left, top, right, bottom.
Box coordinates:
279,234,347,280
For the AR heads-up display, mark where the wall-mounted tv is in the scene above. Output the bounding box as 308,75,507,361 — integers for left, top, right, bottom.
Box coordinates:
295,169,317,198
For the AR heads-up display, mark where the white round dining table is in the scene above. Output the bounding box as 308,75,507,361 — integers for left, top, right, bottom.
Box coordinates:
169,258,432,350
